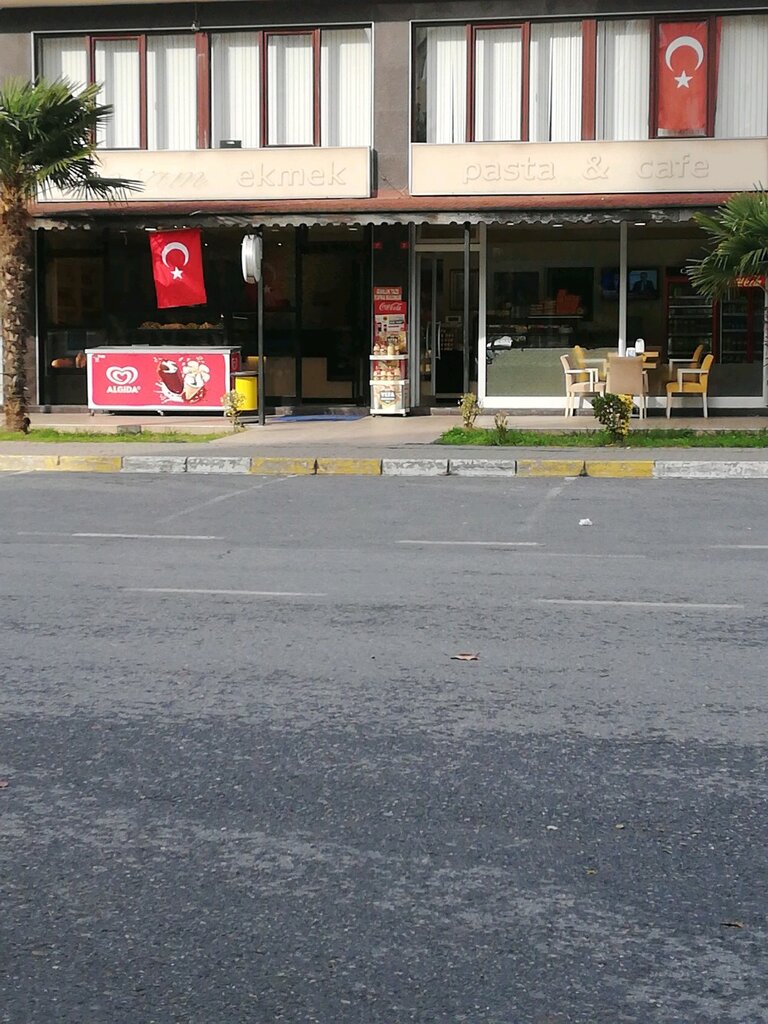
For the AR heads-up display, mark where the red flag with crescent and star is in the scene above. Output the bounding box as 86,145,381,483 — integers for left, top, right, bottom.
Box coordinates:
149,228,207,309
657,22,709,136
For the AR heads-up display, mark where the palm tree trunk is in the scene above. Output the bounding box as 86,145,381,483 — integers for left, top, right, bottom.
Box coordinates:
1,200,33,431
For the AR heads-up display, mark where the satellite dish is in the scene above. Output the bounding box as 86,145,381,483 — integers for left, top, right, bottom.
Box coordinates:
241,234,262,284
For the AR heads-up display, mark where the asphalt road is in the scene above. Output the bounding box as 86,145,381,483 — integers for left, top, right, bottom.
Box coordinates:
1,473,767,1024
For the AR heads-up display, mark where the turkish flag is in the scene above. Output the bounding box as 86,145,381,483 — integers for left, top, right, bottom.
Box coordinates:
149,228,207,309
657,22,708,136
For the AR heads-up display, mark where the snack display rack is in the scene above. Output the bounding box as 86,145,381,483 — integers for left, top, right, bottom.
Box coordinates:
371,288,410,416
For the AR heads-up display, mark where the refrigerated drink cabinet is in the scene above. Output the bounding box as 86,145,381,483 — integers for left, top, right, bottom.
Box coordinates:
665,275,714,361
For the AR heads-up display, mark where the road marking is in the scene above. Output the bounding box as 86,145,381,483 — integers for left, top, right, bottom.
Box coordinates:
535,598,744,610
19,531,222,541
126,587,326,598
710,544,768,550
398,540,540,547
155,476,291,525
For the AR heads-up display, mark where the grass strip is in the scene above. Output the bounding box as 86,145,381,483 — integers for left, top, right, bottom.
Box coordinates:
437,427,768,448
0,429,224,443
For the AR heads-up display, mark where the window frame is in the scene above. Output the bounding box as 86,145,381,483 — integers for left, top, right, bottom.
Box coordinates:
413,13,754,145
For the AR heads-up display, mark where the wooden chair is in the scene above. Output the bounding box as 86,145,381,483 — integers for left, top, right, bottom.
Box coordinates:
606,354,648,419
666,353,715,418
560,353,604,417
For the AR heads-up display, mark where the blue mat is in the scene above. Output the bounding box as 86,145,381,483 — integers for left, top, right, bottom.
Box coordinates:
270,414,365,423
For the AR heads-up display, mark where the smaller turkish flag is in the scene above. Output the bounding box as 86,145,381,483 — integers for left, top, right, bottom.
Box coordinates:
149,228,207,309
657,22,708,136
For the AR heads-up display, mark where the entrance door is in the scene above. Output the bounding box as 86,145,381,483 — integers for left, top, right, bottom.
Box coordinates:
416,250,479,403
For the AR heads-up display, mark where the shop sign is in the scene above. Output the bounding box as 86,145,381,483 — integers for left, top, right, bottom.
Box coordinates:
40,147,372,203
87,349,237,411
410,138,768,196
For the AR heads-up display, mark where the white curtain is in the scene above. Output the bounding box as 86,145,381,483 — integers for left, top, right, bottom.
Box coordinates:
39,37,88,91
425,26,467,144
94,38,141,148
267,33,313,146
596,20,650,140
529,22,582,142
716,16,768,138
474,28,522,141
321,28,371,147
211,32,260,148
146,35,196,150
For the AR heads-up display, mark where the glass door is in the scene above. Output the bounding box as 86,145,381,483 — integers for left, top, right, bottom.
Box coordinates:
416,250,479,403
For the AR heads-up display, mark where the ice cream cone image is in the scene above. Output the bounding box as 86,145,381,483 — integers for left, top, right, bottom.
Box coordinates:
181,359,211,403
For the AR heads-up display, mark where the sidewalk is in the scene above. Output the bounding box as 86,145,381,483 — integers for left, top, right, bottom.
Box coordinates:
2,411,768,477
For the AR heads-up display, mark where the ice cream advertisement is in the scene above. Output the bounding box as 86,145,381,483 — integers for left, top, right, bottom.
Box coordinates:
87,349,238,411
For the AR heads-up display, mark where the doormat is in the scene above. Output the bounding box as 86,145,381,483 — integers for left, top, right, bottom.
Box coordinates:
270,414,366,423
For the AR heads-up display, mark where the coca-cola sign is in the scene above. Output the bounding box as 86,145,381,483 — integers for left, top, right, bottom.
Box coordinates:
374,300,407,315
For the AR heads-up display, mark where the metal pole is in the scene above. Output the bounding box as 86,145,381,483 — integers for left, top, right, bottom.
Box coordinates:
257,228,265,426
463,222,470,395
618,220,628,356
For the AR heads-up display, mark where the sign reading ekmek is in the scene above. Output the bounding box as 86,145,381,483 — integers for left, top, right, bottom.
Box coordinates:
411,139,768,196
40,147,372,203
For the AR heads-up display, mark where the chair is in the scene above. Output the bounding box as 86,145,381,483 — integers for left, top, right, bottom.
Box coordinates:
572,344,607,382
605,354,648,418
666,353,715,418
669,344,705,374
560,353,604,417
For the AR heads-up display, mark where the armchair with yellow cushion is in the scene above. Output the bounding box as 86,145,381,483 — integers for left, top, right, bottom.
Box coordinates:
572,344,607,383
561,353,604,417
666,353,715,418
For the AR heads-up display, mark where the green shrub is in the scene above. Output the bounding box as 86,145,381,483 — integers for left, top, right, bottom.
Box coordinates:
591,393,633,443
493,411,509,445
459,392,480,430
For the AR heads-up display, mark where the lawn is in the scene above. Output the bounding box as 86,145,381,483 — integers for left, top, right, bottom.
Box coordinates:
0,429,225,443
437,426,768,448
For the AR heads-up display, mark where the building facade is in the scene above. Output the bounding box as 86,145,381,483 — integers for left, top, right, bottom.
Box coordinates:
1,0,768,412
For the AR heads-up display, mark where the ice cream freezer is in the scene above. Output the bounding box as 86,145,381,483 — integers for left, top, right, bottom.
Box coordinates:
86,346,241,412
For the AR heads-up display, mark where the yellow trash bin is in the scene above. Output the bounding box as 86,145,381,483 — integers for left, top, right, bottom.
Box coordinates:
233,371,258,411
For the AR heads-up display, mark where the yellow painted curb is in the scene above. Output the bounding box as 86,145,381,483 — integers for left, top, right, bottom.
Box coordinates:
56,455,123,473
316,458,382,476
250,457,316,475
0,454,60,472
516,459,586,478
585,460,654,479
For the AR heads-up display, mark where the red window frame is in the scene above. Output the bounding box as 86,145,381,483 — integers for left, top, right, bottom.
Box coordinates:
414,14,743,144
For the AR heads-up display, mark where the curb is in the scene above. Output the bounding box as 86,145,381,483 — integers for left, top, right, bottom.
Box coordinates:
1,453,768,479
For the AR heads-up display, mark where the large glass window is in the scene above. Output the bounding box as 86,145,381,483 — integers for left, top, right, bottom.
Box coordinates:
93,38,142,149
413,26,467,144
528,22,582,143
211,32,260,148
715,16,768,138
39,26,372,152
474,28,523,142
596,20,651,141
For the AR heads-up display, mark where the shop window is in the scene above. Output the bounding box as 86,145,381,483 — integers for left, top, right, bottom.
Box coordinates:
320,29,372,147
267,33,315,146
146,35,197,150
94,38,142,148
413,26,467,144
596,20,651,141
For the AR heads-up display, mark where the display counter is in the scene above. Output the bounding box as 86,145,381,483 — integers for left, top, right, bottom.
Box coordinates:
86,346,241,412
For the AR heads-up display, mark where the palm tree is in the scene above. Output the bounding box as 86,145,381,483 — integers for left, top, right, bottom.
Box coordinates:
0,77,139,430
688,190,768,391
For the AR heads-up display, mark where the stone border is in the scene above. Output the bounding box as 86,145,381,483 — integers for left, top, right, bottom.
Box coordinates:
1,453,768,479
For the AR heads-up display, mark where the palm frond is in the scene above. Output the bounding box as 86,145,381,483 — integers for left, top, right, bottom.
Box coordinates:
0,77,142,202
688,190,768,299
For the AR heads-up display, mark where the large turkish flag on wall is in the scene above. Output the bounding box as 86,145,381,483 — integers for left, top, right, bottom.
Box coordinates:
149,228,207,309
657,22,708,136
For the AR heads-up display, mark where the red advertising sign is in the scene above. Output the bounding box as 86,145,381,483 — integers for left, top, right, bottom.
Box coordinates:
87,348,237,411
657,22,708,136
373,287,402,301
374,299,407,316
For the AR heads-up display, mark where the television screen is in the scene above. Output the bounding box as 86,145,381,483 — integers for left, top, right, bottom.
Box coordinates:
600,268,659,300
628,268,659,299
